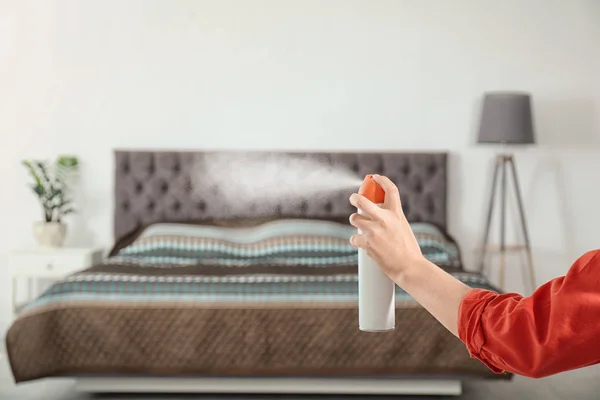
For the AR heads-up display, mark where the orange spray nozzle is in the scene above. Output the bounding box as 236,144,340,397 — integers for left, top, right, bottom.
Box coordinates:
360,174,385,204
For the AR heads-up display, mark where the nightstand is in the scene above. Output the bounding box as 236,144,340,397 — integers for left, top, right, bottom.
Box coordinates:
9,247,104,316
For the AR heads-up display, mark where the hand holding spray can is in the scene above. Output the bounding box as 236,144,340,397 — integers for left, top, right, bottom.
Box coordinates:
357,175,395,332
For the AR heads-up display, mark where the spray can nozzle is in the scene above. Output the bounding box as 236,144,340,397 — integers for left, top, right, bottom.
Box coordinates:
360,174,386,204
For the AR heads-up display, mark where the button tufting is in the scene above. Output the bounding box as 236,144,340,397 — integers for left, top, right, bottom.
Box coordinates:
113,152,447,242
427,201,435,214
428,164,437,176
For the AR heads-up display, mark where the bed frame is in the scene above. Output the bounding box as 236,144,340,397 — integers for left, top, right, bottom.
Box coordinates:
78,150,460,396
76,377,462,396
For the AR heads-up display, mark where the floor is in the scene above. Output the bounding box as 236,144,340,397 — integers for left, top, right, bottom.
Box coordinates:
2,351,599,400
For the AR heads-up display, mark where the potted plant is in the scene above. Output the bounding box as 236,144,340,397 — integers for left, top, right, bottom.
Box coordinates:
22,156,79,247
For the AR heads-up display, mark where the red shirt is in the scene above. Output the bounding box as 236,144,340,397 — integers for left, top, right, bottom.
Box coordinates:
458,249,600,378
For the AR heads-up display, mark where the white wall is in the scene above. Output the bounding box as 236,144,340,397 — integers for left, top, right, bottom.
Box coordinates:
1,0,599,326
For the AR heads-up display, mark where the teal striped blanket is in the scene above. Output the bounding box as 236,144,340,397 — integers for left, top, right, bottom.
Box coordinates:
110,219,462,268
20,219,484,313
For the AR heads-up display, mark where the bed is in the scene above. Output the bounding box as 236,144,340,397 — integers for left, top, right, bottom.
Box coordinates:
5,150,510,396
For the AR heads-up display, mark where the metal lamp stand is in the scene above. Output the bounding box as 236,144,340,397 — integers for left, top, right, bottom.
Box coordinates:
478,154,536,293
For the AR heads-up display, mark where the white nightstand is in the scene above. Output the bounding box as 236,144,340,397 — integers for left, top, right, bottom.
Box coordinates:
9,247,104,316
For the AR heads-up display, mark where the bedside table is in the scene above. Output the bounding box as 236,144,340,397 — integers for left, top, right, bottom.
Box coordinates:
9,247,104,316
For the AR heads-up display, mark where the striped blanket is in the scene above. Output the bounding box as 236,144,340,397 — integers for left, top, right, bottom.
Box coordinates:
6,220,506,383
111,219,461,267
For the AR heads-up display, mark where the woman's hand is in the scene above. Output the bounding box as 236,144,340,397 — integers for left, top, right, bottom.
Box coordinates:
349,174,473,338
348,174,425,282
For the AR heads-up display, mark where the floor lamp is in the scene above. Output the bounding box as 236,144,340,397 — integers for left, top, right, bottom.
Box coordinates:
476,92,537,294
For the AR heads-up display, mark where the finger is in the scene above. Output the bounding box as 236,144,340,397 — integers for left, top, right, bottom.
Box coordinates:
372,174,402,211
349,213,377,231
349,233,368,249
349,193,384,220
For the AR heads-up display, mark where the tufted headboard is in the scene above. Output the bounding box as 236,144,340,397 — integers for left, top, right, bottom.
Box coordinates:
113,150,448,242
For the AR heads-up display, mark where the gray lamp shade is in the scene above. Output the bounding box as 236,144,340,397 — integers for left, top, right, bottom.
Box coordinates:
477,92,535,144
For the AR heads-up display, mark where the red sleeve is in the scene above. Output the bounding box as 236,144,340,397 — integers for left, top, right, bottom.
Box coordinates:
458,249,600,378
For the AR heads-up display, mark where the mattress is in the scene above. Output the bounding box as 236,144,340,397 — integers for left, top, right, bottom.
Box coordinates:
6,219,508,382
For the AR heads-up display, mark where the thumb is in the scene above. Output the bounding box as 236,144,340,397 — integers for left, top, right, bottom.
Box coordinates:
372,175,402,212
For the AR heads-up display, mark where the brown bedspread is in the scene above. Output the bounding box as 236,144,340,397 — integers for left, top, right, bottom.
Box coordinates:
7,289,507,382
7,219,509,383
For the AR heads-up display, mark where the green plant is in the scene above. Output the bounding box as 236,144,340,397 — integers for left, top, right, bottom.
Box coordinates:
22,155,79,223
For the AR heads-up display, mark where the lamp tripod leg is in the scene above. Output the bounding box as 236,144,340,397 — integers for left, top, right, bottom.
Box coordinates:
508,156,537,294
478,157,502,273
499,157,507,290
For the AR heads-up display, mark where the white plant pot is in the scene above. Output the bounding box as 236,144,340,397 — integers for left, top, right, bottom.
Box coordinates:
34,222,67,248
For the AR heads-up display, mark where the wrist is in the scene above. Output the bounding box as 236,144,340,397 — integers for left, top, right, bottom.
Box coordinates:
392,256,432,287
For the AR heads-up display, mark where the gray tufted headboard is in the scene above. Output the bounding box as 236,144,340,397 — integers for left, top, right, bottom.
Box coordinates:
113,150,448,242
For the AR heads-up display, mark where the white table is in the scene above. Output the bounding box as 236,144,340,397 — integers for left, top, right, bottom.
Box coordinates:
8,247,104,317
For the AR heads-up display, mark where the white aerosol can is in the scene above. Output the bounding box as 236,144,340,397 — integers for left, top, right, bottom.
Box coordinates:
357,174,395,332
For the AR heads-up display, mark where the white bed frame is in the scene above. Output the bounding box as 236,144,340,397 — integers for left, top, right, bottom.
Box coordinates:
75,377,462,396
